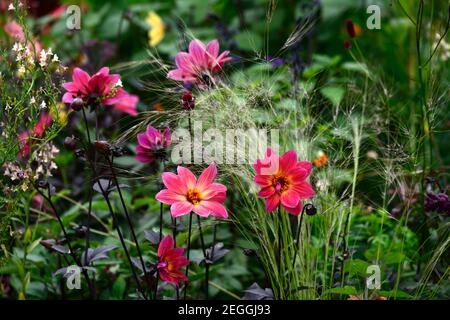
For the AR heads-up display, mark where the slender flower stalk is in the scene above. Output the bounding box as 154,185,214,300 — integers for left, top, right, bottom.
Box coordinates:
277,205,282,288
183,212,193,300
34,184,96,299
154,159,166,300
196,215,209,299
105,155,154,300
291,205,309,269
80,109,148,300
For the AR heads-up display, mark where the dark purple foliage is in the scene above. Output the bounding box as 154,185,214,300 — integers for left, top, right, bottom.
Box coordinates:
424,192,450,215
0,275,11,297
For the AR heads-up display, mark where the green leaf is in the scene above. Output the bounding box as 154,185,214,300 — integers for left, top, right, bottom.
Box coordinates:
112,276,127,299
320,86,345,107
344,259,370,278
341,62,370,76
324,286,357,296
235,31,263,52
26,238,42,254
378,290,413,299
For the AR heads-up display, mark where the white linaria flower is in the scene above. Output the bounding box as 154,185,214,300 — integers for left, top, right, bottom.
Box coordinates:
52,54,59,63
8,3,15,11
5,104,12,111
30,97,36,104
40,101,47,110
115,79,123,87
39,49,48,68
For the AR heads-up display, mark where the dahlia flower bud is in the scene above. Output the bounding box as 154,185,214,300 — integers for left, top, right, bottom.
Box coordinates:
305,203,317,216
70,96,84,111
94,140,111,155
64,136,77,151
181,91,195,110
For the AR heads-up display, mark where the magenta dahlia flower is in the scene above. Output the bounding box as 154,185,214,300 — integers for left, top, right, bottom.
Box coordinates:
135,126,171,164
62,67,139,116
167,39,231,87
156,163,228,219
157,235,189,286
254,148,315,215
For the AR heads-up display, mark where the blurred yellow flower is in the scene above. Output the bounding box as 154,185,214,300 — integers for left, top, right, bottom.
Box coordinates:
50,103,70,126
146,11,165,47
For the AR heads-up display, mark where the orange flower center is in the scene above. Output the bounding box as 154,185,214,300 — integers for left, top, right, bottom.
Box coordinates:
272,175,290,193
186,189,201,205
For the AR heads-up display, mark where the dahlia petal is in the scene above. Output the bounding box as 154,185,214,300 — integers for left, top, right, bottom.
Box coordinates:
188,39,207,68
157,235,173,257
284,200,303,216
265,194,280,212
177,166,197,190
162,128,171,147
206,39,219,58
165,254,189,268
253,148,279,175
201,183,227,200
135,153,154,163
280,189,300,208
155,189,186,205
286,167,309,181
88,73,110,96
102,87,128,105
192,204,211,218
162,172,188,194
280,150,298,172
196,201,228,219
254,174,272,187
170,248,185,256
292,182,315,199
95,66,110,76
72,67,91,94
137,133,151,149
62,92,75,104
170,201,193,218
146,126,160,145
112,93,139,116
62,82,78,92
258,186,275,199
175,52,194,72
159,270,188,285
136,145,150,154
167,69,196,82
196,163,218,192
209,191,226,203
296,161,312,176
217,50,232,63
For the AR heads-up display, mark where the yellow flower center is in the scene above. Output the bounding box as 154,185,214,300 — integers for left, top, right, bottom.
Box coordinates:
186,189,201,205
272,175,290,193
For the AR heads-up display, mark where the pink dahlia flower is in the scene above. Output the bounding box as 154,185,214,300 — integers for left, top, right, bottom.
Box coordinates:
62,67,139,116
254,148,315,215
157,235,189,285
135,126,171,164
167,39,231,87
156,163,228,219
